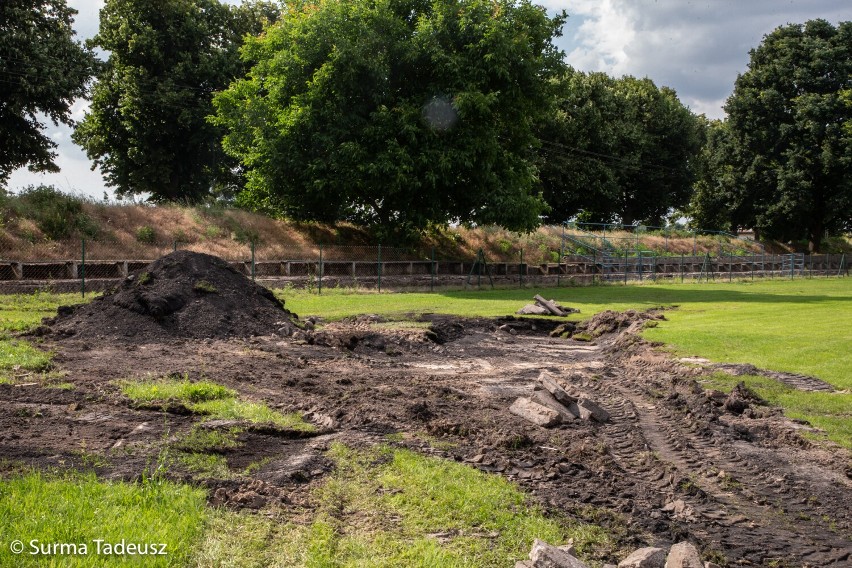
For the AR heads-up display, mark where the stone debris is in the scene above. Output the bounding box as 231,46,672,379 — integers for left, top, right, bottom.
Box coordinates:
539,371,577,406
618,547,666,568
529,538,589,568
517,304,551,316
664,542,703,568
516,296,579,317
509,371,610,427
509,397,562,427
531,389,576,422
522,540,709,568
576,397,610,423
662,499,696,521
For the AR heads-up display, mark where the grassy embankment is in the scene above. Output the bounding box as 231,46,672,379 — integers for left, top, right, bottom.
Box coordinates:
0,291,607,567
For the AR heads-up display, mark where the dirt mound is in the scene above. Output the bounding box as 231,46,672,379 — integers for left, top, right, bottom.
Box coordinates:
42,251,293,341
573,308,666,339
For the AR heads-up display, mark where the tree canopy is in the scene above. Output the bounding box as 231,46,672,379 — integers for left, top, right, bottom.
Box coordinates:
0,0,95,186
212,0,567,235
538,71,703,226
701,19,852,250
73,0,278,202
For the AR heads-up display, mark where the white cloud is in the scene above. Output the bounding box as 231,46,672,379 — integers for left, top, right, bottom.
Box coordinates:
553,0,849,119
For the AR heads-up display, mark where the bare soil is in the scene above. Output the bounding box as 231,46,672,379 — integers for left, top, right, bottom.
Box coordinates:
4,256,850,566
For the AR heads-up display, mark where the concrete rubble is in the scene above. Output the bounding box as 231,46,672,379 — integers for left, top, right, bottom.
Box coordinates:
516,295,580,317
508,371,610,428
520,541,710,568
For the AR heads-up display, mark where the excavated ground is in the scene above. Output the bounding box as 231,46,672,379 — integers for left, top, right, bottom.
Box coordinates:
2,313,850,567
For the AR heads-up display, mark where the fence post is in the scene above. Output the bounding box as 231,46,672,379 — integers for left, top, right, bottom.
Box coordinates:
638,250,642,282
251,241,256,282
624,250,628,285
519,249,524,288
318,244,323,295
839,254,846,277
790,254,794,280
680,253,684,283
377,243,382,293
592,249,596,285
729,251,733,283
173,240,177,253
751,254,755,281
692,233,696,256
430,247,435,292
80,238,86,299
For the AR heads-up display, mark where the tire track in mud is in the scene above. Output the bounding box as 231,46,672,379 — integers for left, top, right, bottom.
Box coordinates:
571,359,852,567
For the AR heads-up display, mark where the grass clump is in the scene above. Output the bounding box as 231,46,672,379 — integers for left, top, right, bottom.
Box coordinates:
701,373,852,449
0,471,207,567
119,375,314,432
121,375,235,404
197,443,611,566
193,280,217,293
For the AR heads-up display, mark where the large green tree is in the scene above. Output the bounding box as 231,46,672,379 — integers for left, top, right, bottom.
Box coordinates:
0,0,95,186
539,71,702,225
212,0,567,234
721,19,852,251
73,0,277,202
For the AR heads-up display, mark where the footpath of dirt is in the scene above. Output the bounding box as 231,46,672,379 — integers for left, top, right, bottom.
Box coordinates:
2,253,850,566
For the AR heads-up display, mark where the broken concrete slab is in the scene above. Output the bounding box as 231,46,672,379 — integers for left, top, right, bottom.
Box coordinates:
566,400,593,421
509,398,561,427
577,398,610,423
517,304,550,316
618,547,666,568
529,539,589,568
534,295,567,316
531,389,576,422
539,371,577,405
665,542,703,568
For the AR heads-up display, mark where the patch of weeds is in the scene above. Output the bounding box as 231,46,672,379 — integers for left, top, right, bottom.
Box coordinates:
196,443,608,566
137,271,152,285
120,374,235,404
45,382,75,390
119,375,314,431
179,453,233,479
193,280,217,293
242,457,272,476
0,338,53,376
76,442,109,469
193,398,313,431
384,432,404,443
8,185,99,240
572,332,593,342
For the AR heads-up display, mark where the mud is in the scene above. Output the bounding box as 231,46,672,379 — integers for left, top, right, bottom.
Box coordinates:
2,310,850,566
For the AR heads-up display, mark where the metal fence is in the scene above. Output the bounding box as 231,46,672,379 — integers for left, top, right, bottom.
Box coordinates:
0,237,847,297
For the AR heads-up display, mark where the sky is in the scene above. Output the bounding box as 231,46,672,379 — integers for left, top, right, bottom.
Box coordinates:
6,0,850,199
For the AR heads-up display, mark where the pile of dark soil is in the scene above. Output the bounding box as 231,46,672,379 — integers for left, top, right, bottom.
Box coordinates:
41,251,293,341
574,308,667,338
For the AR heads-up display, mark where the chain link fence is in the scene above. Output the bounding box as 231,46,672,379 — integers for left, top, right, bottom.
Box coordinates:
0,236,847,298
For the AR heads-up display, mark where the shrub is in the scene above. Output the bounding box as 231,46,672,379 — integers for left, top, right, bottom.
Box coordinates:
8,185,98,241
136,225,156,244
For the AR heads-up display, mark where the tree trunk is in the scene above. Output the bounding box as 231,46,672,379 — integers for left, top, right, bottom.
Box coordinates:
807,221,824,253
